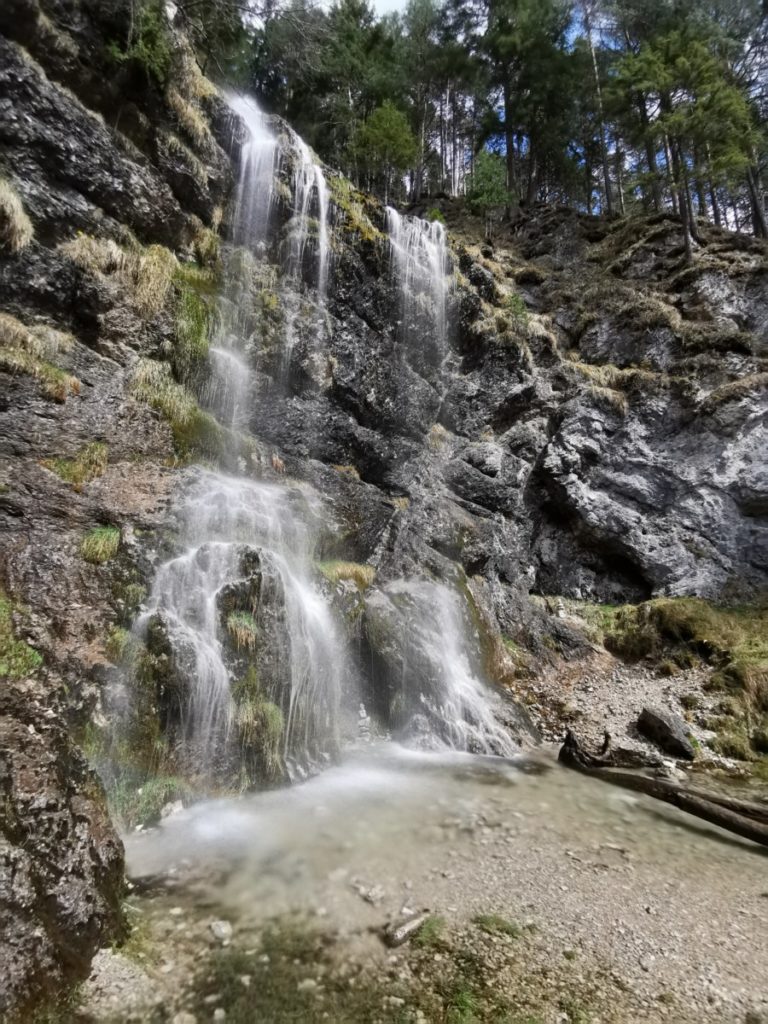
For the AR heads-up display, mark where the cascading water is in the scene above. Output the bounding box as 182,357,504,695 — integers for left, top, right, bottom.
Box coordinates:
369,580,519,757
137,472,343,773
122,96,346,783
385,206,451,353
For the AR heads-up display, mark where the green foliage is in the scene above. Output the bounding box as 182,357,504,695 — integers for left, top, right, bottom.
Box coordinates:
504,291,529,324
81,526,121,564
351,101,418,199
0,589,42,679
174,275,210,381
226,611,259,651
414,914,446,948
0,311,80,402
426,207,446,223
43,442,108,490
472,913,521,938
108,0,172,86
467,151,509,216
110,774,192,829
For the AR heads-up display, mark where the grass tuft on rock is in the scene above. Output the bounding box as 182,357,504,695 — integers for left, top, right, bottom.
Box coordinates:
43,441,108,490
81,526,121,564
0,312,80,401
226,611,259,651
0,589,43,679
318,560,376,590
134,244,177,316
110,774,192,829
0,177,34,254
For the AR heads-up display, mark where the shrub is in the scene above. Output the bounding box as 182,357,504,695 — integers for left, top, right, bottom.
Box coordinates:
81,526,121,564
504,291,529,324
425,207,445,224
0,178,33,254
111,774,191,828
0,589,42,679
43,441,108,490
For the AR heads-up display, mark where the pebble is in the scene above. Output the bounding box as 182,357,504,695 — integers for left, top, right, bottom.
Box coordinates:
172,1014,197,1024
210,920,233,943
297,978,318,992
213,1010,226,1022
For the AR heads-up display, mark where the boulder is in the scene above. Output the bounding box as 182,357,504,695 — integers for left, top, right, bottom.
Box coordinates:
637,707,696,760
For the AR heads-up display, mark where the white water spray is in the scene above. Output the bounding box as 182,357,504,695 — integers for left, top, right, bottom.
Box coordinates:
378,579,518,758
385,207,451,351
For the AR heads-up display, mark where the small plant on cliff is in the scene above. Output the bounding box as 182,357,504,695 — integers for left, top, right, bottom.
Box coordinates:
0,178,33,254
227,611,259,651
426,207,446,224
0,589,42,679
43,441,108,490
81,526,121,564
317,561,376,591
0,313,80,402
134,245,177,316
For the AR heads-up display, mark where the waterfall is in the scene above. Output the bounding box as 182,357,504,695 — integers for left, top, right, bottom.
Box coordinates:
385,207,451,352
373,580,518,758
121,96,346,783
138,472,343,772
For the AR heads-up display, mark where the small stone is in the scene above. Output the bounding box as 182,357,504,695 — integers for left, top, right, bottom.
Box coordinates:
210,920,233,943
172,1014,197,1024
297,978,318,992
213,1010,226,1022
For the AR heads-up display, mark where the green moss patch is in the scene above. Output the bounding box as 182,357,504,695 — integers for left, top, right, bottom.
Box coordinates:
0,589,42,679
226,611,259,651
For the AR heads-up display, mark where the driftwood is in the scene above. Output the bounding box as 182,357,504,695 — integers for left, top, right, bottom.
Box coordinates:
559,731,768,849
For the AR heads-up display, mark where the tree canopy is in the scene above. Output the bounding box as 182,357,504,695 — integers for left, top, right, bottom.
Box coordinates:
176,0,768,237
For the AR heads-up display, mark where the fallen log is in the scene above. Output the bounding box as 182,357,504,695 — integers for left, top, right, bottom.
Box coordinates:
558,731,768,848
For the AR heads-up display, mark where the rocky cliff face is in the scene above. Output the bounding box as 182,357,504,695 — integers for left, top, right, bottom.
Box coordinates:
1,1,767,1018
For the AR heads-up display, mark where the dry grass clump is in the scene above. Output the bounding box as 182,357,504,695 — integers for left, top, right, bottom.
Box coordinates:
165,132,209,189
587,384,628,416
134,244,177,316
178,47,218,102
166,87,215,154
81,525,121,564
0,178,34,254
318,561,376,590
58,233,129,274
132,357,196,425
699,373,768,415
36,10,79,58
0,312,80,401
43,441,108,490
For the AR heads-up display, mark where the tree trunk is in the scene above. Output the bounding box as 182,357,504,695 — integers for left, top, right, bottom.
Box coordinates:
639,96,661,212
746,164,768,238
559,732,768,848
503,80,515,198
583,0,612,216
